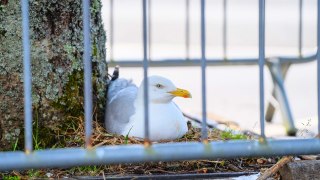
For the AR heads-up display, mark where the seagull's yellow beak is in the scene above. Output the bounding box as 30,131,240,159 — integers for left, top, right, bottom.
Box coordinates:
169,88,192,98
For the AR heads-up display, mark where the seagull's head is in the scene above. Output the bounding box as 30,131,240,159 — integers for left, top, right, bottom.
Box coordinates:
139,75,192,103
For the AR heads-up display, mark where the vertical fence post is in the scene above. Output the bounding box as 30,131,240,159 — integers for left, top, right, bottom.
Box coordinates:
259,0,266,138
142,0,150,142
200,0,208,141
148,0,152,61
83,0,93,148
21,0,33,153
223,0,227,59
186,0,190,60
299,0,303,57
110,0,114,61
317,0,320,136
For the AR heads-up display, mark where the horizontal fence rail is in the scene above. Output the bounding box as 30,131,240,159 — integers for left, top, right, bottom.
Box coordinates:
1,139,320,171
1,0,320,172
107,54,317,67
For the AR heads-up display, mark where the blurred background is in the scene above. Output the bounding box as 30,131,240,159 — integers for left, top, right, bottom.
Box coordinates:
101,0,318,137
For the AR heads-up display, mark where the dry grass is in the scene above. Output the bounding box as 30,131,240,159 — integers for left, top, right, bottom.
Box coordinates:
55,116,227,148
1,117,278,179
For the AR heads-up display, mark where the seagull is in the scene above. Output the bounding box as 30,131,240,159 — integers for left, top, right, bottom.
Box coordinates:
105,68,192,141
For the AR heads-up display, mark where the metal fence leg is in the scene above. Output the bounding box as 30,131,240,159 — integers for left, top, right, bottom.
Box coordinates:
265,63,290,122
268,59,297,136
265,100,276,122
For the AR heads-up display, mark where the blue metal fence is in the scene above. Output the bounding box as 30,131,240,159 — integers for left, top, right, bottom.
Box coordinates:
200,0,208,141
83,0,93,149
259,0,266,138
108,0,317,136
0,0,320,171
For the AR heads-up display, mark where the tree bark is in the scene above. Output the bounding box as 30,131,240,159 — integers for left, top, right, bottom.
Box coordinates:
0,0,107,150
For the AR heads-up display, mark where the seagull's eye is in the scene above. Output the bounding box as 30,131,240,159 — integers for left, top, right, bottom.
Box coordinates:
155,84,164,89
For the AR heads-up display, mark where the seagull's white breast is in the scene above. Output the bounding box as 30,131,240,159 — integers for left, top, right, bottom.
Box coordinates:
121,102,188,141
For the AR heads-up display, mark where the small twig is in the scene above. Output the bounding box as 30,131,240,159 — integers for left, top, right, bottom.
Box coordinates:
12,171,22,178
199,160,224,164
248,164,274,168
257,156,293,180
93,139,111,148
148,169,175,174
298,155,319,160
102,171,106,180
227,163,242,172
92,133,102,143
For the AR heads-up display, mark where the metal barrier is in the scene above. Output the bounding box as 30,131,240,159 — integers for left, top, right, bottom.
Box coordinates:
107,0,317,136
0,0,320,171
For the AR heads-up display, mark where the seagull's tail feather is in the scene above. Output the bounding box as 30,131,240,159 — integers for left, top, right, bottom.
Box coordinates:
107,65,137,102
107,78,136,102
111,65,119,81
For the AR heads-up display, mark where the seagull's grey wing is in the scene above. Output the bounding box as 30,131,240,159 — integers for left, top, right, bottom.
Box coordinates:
105,79,138,134
107,78,136,99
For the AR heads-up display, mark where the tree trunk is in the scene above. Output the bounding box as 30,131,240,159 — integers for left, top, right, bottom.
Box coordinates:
0,0,107,150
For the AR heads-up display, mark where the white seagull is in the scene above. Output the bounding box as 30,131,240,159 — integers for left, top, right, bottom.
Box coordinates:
105,73,191,141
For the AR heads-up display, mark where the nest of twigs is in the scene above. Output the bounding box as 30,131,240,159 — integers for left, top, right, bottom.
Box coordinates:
3,117,278,179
